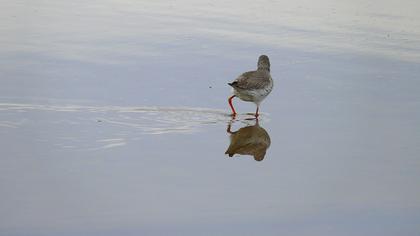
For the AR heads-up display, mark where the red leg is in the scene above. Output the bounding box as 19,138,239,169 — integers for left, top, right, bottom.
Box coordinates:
255,105,259,117
228,95,236,115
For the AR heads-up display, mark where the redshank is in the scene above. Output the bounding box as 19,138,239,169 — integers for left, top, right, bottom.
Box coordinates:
228,55,273,117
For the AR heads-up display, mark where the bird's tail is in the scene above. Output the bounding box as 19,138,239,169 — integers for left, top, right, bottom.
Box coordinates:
228,81,238,87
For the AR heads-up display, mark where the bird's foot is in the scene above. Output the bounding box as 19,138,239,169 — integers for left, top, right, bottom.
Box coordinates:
244,117,258,121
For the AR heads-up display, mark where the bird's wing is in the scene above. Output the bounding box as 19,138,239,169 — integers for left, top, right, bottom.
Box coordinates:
229,71,270,90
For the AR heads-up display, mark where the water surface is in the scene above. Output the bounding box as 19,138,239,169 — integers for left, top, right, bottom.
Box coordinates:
1,0,420,235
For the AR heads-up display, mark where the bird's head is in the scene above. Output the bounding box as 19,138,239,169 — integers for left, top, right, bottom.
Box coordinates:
257,55,270,72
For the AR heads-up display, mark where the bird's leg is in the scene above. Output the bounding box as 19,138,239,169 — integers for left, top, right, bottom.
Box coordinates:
228,95,237,116
255,105,259,118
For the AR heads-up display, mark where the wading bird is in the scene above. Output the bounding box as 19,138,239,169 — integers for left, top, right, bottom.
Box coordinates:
228,55,273,117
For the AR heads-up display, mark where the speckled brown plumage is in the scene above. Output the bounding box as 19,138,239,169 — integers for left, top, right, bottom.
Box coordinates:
228,55,273,117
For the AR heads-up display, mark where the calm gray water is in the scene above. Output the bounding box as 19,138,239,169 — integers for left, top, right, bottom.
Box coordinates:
1,0,420,235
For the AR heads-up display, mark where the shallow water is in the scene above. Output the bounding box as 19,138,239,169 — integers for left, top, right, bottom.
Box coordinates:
1,0,420,235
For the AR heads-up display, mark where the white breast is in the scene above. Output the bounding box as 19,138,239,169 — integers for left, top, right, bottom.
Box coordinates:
233,78,273,105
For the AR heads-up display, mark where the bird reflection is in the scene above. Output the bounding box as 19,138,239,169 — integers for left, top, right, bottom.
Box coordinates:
225,119,271,161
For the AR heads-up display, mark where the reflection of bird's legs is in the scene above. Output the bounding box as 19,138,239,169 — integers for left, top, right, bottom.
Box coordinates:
255,105,259,118
228,95,237,116
227,123,233,133
226,117,236,134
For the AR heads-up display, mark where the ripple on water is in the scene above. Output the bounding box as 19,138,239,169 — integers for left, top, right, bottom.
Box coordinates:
0,103,269,150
